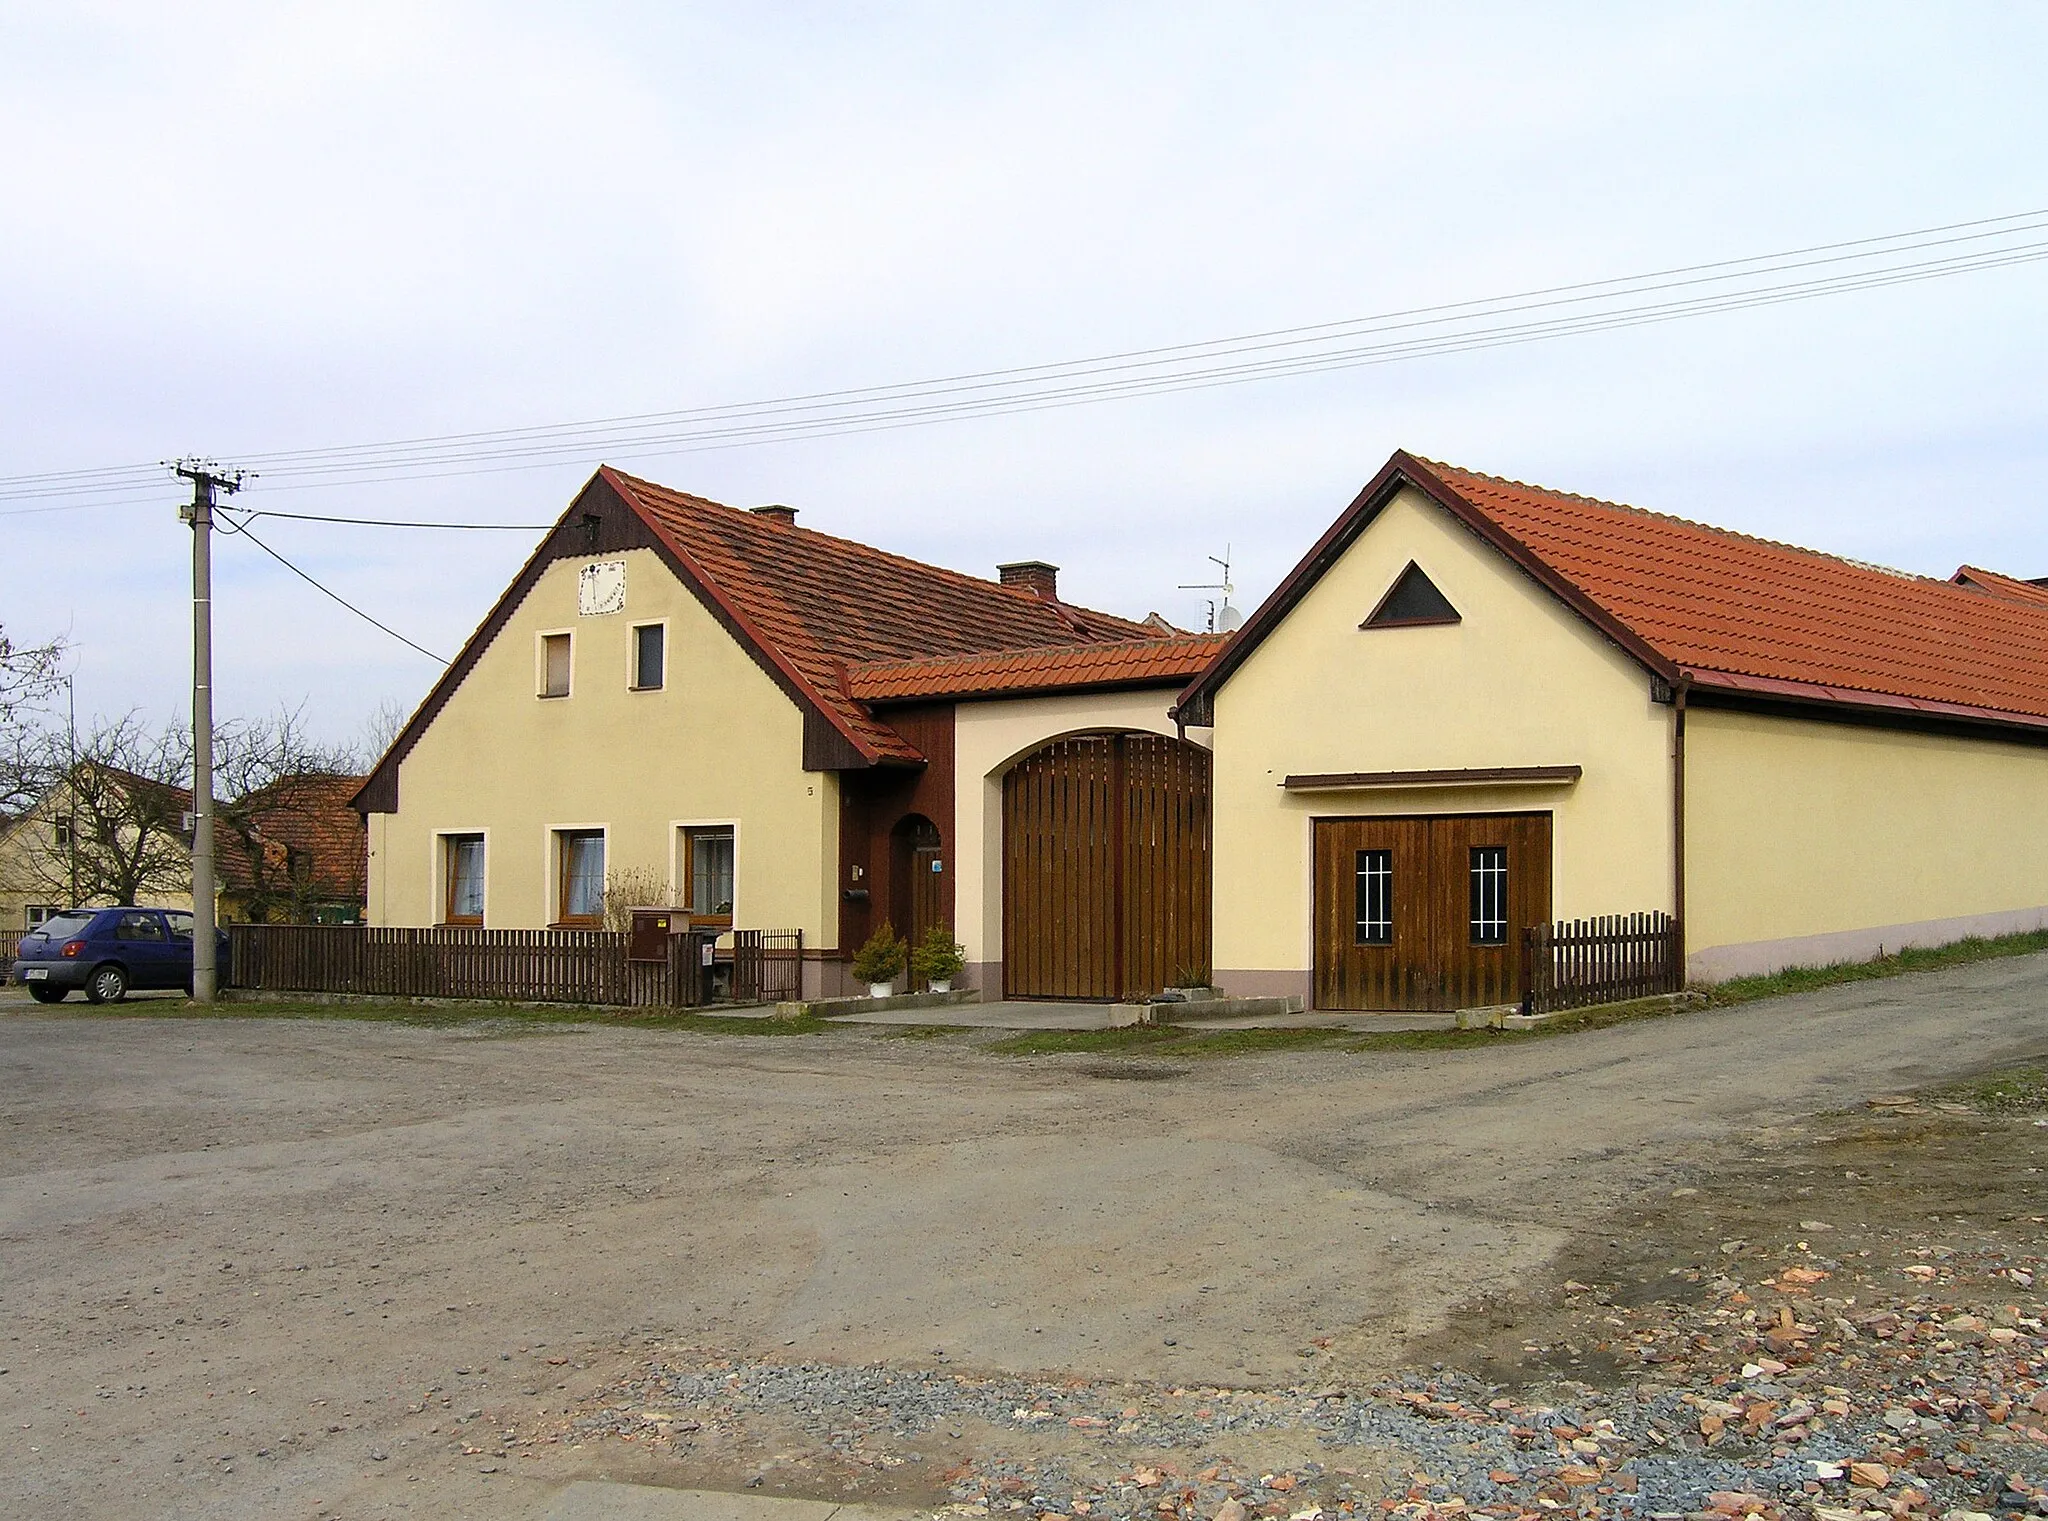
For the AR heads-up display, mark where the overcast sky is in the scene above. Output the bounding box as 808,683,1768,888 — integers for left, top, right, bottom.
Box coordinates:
4,2,2044,750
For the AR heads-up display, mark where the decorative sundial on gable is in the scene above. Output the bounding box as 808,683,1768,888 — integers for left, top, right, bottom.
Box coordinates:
578,560,627,616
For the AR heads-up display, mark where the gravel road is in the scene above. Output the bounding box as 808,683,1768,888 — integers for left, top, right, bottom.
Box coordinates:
3,951,2046,1520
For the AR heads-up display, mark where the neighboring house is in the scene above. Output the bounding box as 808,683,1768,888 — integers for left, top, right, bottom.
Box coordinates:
216,773,368,924
0,763,195,930
354,451,2048,1010
0,764,369,931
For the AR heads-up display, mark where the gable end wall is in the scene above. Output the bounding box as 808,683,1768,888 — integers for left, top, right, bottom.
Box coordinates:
1207,485,1674,999
367,545,836,942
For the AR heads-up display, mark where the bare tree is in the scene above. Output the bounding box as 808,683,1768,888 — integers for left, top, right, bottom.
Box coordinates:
0,625,67,819
0,625,65,730
6,714,193,907
358,695,412,766
3,705,366,917
212,708,364,924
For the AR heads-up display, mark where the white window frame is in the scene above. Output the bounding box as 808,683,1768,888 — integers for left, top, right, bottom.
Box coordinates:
546,823,609,927
628,618,670,692
434,828,489,926
670,817,740,926
536,628,574,699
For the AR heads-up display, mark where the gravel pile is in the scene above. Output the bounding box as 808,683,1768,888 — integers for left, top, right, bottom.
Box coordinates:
568,1241,2048,1521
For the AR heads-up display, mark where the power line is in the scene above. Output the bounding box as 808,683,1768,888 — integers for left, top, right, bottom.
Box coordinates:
237,508,553,530
2,206,2044,512
10,220,2046,495
216,509,448,663
178,238,2048,478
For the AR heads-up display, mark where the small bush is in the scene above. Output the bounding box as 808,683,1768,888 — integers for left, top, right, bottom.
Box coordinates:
851,921,908,985
601,865,671,933
910,924,967,984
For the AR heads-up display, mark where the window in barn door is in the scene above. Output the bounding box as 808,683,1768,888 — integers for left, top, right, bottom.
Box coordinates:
1353,848,1392,944
1468,845,1508,944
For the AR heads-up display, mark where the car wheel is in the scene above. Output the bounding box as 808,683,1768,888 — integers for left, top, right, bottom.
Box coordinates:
28,984,66,1004
85,964,127,1005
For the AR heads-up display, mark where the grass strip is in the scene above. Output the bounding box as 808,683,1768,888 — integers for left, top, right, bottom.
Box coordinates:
1925,1063,2048,1114
1702,927,2048,1008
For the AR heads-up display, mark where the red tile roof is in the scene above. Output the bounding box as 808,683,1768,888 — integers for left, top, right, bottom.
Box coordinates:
1953,564,2048,610
848,634,1232,702
604,470,1165,762
217,774,368,902
1418,460,2048,726
1181,450,2048,734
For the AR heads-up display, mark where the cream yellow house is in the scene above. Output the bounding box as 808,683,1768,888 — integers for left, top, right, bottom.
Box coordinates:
351,468,1217,999
0,765,196,932
1176,452,2048,1002
356,452,2048,1009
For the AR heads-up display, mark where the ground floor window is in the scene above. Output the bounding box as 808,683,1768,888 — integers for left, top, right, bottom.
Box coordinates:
444,834,485,925
556,829,605,926
1353,849,1392,944
683,826,735,924
24,904,62,929
1469,845,1508,944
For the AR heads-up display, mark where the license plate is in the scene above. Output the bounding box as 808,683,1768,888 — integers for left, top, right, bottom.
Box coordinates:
23,967,48,980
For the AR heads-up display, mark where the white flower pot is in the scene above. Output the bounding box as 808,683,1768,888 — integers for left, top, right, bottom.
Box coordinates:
929,978,952,994
868,981,894,998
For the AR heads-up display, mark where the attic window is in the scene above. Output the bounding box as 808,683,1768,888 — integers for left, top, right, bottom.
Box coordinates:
1361,562,1460,629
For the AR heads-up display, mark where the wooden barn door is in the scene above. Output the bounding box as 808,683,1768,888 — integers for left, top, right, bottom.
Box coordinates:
1313,812,1551,1012
1002,733,1211,1000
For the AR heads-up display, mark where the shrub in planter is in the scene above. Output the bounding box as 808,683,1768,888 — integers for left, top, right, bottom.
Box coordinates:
851,921,908,994
910,924,967,992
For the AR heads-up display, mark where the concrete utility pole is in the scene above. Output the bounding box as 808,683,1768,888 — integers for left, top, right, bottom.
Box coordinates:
175,460,245,1003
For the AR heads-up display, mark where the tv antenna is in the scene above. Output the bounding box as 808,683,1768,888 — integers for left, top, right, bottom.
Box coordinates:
1178,546,1242,633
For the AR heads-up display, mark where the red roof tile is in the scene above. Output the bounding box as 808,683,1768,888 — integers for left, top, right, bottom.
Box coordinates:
1417,460,2048,724
605,470,1164,762
1180,450,2048,734
848,634,1232,702
1953,564,2048,610
217,774,368,901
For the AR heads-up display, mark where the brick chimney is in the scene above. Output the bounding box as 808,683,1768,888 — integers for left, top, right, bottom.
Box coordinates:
997,560,1060,600
749,504,798,527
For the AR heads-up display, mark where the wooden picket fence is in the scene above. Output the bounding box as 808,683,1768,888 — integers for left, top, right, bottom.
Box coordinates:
1521,912,1683,1015
227,923,800,1008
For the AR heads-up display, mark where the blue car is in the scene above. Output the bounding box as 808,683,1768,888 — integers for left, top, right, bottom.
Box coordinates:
10,907,230,1003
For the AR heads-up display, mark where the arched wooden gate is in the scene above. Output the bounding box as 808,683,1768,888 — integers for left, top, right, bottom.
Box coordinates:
1001,732,1211,1000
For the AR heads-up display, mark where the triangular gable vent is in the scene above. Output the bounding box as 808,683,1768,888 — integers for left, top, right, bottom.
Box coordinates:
1361,561,1460,628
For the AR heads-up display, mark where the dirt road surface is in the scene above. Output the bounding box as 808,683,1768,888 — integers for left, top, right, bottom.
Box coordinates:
4,953,2046,1520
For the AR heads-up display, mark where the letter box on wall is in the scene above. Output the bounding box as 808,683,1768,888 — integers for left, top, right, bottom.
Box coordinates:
628,909,676,963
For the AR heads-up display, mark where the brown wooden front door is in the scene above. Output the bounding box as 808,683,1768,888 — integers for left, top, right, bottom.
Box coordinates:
1002,733,1211,1000
1312,812,1552,1012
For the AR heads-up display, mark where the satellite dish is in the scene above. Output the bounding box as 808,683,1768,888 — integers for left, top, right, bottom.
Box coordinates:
1217,602,1243,633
